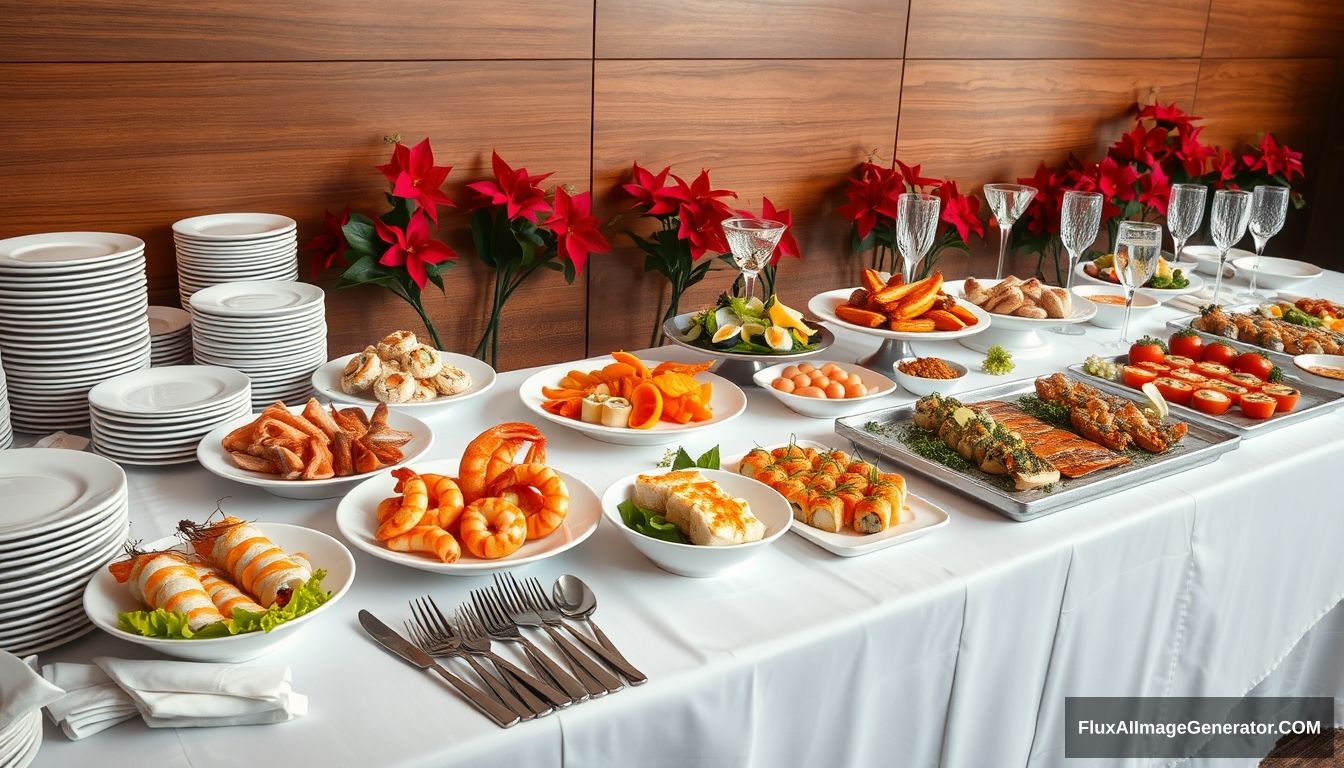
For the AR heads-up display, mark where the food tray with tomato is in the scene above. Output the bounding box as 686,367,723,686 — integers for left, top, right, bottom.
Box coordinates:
1068,350,1343,438
835,374,1240,521
1165,305,1337,375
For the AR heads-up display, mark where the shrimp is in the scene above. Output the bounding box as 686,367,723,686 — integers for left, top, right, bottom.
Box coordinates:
386,525,461,563
459,423,547,502
422,474,465,532
487,462,569,540
376,496,401,523
459,498,527,559
376,468,428,541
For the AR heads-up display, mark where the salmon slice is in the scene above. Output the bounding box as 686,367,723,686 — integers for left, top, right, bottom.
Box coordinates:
972,401,1129,478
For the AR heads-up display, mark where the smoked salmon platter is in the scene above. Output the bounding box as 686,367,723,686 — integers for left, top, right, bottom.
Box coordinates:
835,373,1241,521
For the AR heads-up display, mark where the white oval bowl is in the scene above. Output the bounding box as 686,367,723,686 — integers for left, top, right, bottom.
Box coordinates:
1230,256,1323,289
1292,353,1344,392
1070,285,1160,329
891,357,970,397
751,360,896,418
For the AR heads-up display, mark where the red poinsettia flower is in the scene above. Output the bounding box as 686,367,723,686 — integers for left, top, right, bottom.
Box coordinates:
675,198,732,260
760,196,800,263
466,150,554,223
545,188,610,273
896,160,938,191
1173,124,1212,178
935,180,984,243
374,211,457,289
621,162,674,214
656,169,737,212
837,163,903,239
377,139,455,221
1242,133,1304,181
1138,163,1172,216
1097,156,1140,203
1209,146,1240,189
302,207,349,279
1110,125,1168,167
1138,102,1200,131
1017,162,1068,236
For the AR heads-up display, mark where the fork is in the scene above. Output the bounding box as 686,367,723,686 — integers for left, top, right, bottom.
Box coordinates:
524,576,647,685
495,573,622,696
454,604,571,710
471,588,590,704
408,598,541,721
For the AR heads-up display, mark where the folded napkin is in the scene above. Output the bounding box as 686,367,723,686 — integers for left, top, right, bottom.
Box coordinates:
94,657,307,728
0,652,66,734
40,662,138,740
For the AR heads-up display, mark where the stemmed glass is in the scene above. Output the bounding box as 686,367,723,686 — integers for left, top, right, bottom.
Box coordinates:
1166,183,1207,270
1208,189,1253,303
984,183,1037,279
721,217,786,302
1104,220,1163,353
1236,185,1290,301
895,193,940,284
1052,190,1103,336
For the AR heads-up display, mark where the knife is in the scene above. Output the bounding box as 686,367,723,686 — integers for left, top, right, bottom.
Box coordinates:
358,610,520,728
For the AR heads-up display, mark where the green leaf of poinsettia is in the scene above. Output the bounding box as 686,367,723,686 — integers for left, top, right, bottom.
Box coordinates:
343,214,380,258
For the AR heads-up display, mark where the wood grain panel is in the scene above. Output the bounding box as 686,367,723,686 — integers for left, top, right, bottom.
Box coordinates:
906,0,1210,59
0,61,593,371
1203,0,1344,58
897,59,1201,189
589,60,902,354
594,0,907,59
0,0,593,61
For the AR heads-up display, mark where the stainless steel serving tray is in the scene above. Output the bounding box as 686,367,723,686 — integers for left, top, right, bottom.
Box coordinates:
834,374,1241,522
1067,355,1344,438
1165,304,1334,373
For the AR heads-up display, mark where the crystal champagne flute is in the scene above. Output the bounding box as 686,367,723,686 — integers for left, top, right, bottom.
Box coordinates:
1104,220,1163,353
1208,189,1252,303
1236,185,1290,301
1052,190,1102,336
895,193,940,284
721,218,786,302
1166,183,1207,271
983,183,1037,280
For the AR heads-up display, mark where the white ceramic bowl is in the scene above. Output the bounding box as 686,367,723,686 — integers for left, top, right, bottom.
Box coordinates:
518,357,747,446
196,403,433,499
1073,261,1204,302
334,457,602,575
807,288,993,341
601,468,791,578
1070,285,1160,329
751,361,896,419
1179,245,1248,277
890,357,969,397
1291,354,1344,392
83,523,355,662
311,351,497,415
1230,256,1323,290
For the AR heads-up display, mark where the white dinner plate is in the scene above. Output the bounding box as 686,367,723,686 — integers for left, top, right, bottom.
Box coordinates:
517,357,748,446
0,491,126,557
174,232,296,248
0,282,146,308
312,352,498,413
722,440,951,557
5,622,97,658
808,287,994,341
197,403,433,499
147,306,191,336
172,213,297,241
89,365,251,416
83,522,354,663
1073,261,1205,300
1,338,150,364
335,457,602,575
189,281,324,317
190,304,323,328
90,406,249,437
177,259,299,277
0,232,144,267
0,710,41,768
2,505,128,571
191,330,326,355
0,262,145,296
0,533,125,598
0,301,149,334
0,295,148,322
0,450,126,541
8,319,149,346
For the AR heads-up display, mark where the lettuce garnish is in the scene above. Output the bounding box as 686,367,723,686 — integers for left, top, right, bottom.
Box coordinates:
117,570,331,640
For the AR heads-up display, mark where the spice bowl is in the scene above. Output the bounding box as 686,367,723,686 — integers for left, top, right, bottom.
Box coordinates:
752,361,897,419
891,357,969,397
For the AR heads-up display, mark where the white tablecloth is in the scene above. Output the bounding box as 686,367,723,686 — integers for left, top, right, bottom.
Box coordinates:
26,269,1344,768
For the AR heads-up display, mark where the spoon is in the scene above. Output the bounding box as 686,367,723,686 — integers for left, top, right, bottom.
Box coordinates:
553,575,647,685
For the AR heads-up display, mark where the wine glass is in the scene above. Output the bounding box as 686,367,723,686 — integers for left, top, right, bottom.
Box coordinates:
1236,185,1290,301
1104,220,1163,353
984,183,1037,280
1052,190,1103,336
1166,183,1207,269
721,217,786,302
1208,189,1252,303
895,193,940,284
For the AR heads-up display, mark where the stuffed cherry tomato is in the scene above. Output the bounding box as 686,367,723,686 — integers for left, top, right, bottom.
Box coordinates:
1238,392,1277,420
1122,365,1158,389
1169,330,1204,359
1154,377,1195,405
1201,342,1238,366
1204,380,1249,406
1260,384,1300,413
1190,389,1233,416
1193,362,1231,380
1170,369,1208,387
1129,338,1166,365
1164,355,1196,370
1136,361,1171,374
1233,351,1274,381
1226,372,1264,392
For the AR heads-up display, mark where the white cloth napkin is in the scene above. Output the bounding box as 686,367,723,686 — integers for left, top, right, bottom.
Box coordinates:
94,657,307,728
0,652,65,733
40,663,138,740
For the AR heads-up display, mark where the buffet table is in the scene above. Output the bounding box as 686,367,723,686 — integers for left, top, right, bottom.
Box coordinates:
28,271,1344,768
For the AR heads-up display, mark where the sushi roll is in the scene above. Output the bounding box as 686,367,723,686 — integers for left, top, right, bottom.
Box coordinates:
108,550,226,631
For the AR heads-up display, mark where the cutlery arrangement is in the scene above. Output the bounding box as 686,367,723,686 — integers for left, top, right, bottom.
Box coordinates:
359,574,644,727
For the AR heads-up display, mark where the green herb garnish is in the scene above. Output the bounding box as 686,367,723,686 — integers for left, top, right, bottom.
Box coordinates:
618,499,689,544
982,345,1015,375
1013,395,1072,430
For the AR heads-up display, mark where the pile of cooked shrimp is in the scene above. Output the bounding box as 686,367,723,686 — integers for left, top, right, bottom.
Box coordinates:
373,422,569,562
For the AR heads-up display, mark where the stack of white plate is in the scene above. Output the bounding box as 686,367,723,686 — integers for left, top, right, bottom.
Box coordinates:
1,450,129,657
189,281,326,409
0,351,12,450
0,705,42,768
174,213,298,307
88,366,252,466
149,306,193,366
0,232,151,432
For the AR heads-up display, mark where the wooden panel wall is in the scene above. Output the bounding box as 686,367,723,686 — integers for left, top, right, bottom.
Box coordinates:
0,0,1340,369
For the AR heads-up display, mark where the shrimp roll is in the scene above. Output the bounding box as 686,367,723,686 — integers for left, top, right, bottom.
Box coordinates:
193,564,265,616
179,516,310,607
109,552,226,631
